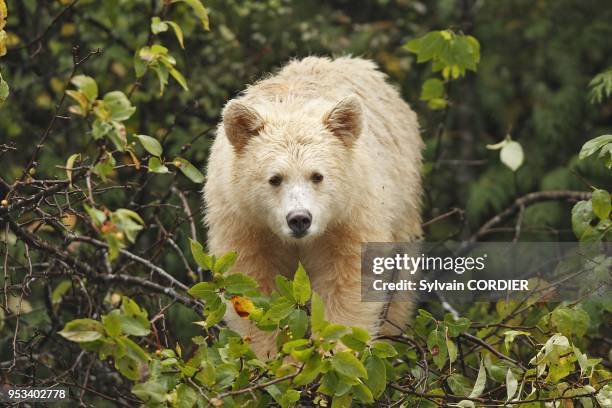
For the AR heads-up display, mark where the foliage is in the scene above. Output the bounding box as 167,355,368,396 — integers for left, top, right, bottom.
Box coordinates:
588,68,612,105
0,0,611,406
405,29,480,110
59,246,612,407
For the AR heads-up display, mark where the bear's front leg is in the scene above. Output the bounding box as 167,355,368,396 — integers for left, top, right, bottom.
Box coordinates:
310,253,384,336
218,243,294,359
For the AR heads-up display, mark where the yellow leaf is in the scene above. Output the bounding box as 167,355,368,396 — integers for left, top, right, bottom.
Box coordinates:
61,214,78,229
127,149,141,170
66,90,88,111
230,295,255,319
0,0,7,57
0,0,7,30
0,30,7,57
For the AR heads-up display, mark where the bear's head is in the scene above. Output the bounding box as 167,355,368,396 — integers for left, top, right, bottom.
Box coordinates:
221,95,363,243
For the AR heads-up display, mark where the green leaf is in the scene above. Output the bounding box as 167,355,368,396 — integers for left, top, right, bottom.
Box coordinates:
120,315,151,336
115,336,150,379
444,315,471,337
447,374,472,396
427,97,448,110
292,262,311,305
364,355,386,398
420,78,445,101
310,291,326,333
187,282,217,302
134,51,147,77
102,310,122,337
352,383,374,403
189,239,213,270
317,371,340,396
407,31,446,63
153,63,169,96
150,17,168,34
261,297,294,324
340,326,369,352
214,251,237,275
173,157,204,183
93,152,116,181
371,341,398,358
131,377,168,403
546,357,574,382
506,368,518,402
51,280,72,304
103,91,136,121
176,384,198,408
281,389,301,407
197,360,216,386
92,119,113,140
205,299,226,327
551,306,590,337
282,338,309,353
403,37,422,53
573,345,601,376
112,209,145,242
588,68,612,104
275,275,295,301
427,328,448,369
0,72,9,107
500,140,524,171
71,75,98,101
572,200,594,239
331,393,352,408
166,21,185,48
592,189,611,220
169,67,189,91
173,0,209,31
121,297,148,318
148,157,169,173
223,273,258,295
287,308,308,339
469,359,487,398
58,319,104,342
115,207,144,226
135,134,163,157
290,346,314,362
446,334,458,364
579,134,612,160
294,355,324,385
503,330,530,352
83,204,106,226
330,351,367,379
321,324,351,341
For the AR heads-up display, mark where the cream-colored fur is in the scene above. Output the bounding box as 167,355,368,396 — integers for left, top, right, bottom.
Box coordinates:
204,56,423,358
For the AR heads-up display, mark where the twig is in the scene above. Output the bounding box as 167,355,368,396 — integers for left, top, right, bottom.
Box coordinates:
465,190,592,246
215,368,302,399
70,235,190,292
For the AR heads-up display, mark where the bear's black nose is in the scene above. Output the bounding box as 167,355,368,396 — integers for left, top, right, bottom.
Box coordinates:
286,210,312,237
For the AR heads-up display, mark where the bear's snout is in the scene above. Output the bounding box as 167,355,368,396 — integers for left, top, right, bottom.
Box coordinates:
286,210,312,237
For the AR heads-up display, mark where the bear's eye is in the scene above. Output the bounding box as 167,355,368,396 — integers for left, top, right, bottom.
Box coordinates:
311,172,324,183
268,175,283,186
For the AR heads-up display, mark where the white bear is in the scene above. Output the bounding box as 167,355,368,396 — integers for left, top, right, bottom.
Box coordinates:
204,56,422,357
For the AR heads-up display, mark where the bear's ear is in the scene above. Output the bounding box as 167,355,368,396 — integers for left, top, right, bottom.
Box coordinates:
222,100,265,152
323,95,363,147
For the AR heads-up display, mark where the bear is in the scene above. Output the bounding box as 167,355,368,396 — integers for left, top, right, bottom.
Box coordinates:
204,56,423,358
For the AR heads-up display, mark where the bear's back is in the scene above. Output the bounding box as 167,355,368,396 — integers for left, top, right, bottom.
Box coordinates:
244,56,387,104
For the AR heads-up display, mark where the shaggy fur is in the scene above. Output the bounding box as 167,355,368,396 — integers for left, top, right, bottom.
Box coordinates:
204,56,423,357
